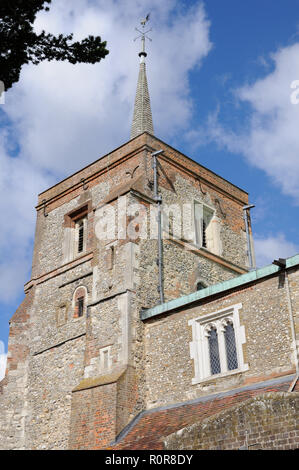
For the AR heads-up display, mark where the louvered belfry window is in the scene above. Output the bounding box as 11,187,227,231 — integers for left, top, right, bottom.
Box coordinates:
224,322,238,371
78,220,84,253
202,219,207,248
208,327,221,375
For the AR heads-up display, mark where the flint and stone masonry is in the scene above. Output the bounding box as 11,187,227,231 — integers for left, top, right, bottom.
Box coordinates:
0,131,298,450
0,43,298,449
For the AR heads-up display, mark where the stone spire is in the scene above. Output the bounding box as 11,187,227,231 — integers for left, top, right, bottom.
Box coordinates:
131,15,154,139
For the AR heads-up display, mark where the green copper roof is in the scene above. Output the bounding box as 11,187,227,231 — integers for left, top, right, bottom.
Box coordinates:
141,254,299,321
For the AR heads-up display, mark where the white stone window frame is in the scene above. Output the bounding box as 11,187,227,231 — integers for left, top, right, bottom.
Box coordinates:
99,346,112,372
188,303,248,385
193,200,222,256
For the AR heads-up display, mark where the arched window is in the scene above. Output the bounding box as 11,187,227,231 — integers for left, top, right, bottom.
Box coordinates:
196,282,206,291
73,286,87,319
208,327,221,375
224,322,238,371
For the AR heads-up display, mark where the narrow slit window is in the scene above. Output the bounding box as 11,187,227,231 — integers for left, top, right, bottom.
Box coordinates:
224,322,238,371
111,245,115,268
77,297,84,317
208,327,221,375
103,350,109,369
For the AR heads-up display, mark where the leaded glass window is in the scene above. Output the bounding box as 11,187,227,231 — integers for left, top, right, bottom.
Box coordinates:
208,327,221,375
224,322,238,371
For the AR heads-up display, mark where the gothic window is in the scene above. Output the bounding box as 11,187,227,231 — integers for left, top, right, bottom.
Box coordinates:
188,303,248,384
224,322,238,371
207,327,221,375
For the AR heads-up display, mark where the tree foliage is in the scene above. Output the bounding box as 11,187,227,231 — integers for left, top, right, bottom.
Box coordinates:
0,0,109,91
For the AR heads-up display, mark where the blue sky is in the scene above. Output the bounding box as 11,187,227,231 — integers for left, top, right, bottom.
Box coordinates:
0,0,299,375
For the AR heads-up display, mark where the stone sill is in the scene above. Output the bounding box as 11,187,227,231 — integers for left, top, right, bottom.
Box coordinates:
192,364,249,385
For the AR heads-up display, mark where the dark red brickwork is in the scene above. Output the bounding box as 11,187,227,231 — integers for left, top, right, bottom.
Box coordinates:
69,382,117,450
69,367,143,450
1,288,33,385
37,133,248,218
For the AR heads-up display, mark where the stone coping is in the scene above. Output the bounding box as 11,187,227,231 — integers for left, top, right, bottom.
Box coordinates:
73,367,127,392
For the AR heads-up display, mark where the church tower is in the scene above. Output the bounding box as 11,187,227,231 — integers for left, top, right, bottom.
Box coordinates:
7,17,298,452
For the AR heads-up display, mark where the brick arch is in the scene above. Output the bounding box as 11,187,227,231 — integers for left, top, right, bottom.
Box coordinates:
72,286,88,318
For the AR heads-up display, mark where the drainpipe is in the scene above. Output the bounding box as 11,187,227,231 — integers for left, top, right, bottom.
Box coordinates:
243,205,255,271
152,149,164,304
273,258,299,388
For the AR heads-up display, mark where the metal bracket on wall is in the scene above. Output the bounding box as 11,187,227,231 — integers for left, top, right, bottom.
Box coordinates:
215,198,227,219
81,178,88,190
196,176,207,195
126,165,139,179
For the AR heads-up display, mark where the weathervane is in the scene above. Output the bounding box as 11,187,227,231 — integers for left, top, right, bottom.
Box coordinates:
134,13,152,59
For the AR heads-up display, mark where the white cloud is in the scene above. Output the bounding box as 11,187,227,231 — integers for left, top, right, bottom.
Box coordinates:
0,1,212,303
6,0,212,175
254,233,299,268
190,43,299,204
0,341,7,380
0,354,6,381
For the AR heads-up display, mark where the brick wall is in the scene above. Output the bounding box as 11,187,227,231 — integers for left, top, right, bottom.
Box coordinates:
69,382,117,450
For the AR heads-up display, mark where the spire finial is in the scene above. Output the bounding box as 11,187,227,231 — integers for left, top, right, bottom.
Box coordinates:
134,13,152,62
130,14,154,139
